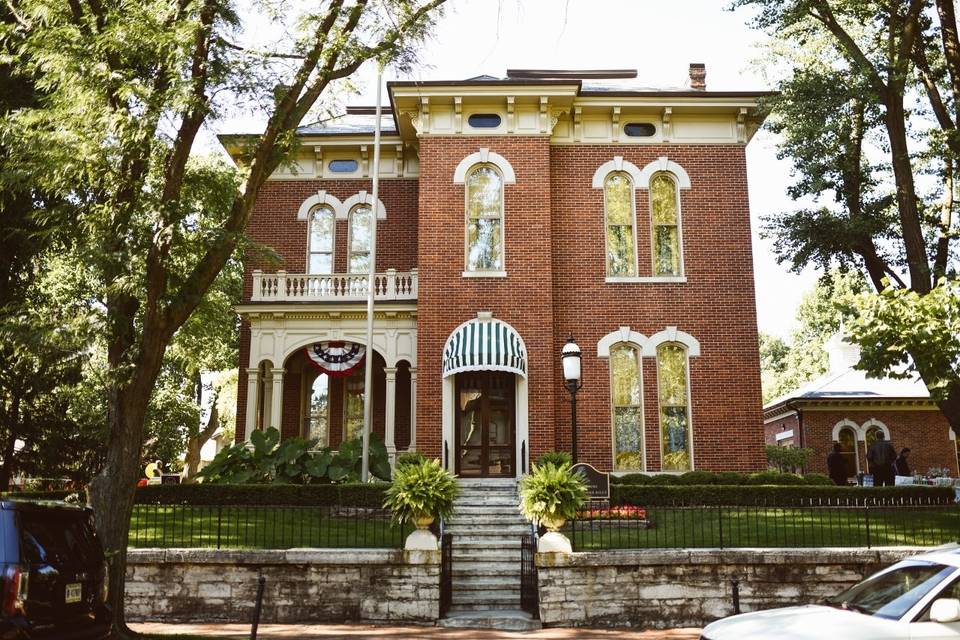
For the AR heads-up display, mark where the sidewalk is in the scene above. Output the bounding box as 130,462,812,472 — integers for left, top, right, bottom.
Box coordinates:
131,623,703,639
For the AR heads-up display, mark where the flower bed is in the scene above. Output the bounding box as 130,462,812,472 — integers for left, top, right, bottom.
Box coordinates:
573,504,652,531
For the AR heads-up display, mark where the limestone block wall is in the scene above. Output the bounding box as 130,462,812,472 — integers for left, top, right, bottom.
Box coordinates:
126,548,440,624
536,548,921,628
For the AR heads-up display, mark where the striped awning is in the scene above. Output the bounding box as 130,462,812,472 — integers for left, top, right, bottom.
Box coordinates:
442,318,527,378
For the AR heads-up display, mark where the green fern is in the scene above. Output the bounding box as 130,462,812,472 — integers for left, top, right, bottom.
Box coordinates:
519,462,587,524
383,458,460,525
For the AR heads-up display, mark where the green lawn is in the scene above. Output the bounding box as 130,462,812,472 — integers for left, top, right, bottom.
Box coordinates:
568,506,960,550
128,505,412,549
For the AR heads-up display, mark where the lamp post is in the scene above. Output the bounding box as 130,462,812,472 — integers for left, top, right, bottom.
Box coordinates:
561,335,583,463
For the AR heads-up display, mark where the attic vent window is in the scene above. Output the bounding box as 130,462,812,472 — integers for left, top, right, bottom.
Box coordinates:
328,159,359,173
624,123,656,137
468,114,502,128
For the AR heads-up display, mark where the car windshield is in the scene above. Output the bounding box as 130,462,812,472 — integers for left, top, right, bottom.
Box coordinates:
826,561,955,620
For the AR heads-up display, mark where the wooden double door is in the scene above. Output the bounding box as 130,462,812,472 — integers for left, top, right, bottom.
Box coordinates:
455,371,515,478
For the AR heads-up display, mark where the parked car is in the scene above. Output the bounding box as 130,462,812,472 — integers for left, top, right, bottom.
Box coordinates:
0,500,111,639
701,547,960,640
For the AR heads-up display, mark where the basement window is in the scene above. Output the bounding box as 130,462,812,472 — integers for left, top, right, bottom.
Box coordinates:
328,159,359,173
623,122,656,137
468,114,502,129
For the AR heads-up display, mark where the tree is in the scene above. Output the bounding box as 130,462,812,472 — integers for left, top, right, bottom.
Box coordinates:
735,0,960,434
2,1,445,633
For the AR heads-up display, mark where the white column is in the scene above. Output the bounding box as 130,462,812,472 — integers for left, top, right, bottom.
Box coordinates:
244,368,260,442
270,367,285,430
409,367,417,451
384,367,398,462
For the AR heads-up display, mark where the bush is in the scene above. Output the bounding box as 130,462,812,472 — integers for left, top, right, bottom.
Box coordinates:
714,471,745,485
383,459,459,525
802,473,834,486
765,445,814,473
744,470,806,485
612,484,955,507
134,483,388,507
395,451,427,469
611,471,830,486
3,490,76,501
535,451,573,468
674,471,719,485
519,462,588,524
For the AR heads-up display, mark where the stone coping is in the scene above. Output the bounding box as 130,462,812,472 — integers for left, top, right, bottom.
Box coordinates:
536,546,928,568
128,548,440,565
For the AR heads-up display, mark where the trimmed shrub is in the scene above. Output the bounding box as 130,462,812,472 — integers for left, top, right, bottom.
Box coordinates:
674,471,719,485
134,483,389,507
3,490,76,501
744,470,806,485
395,451,427,469
535,451,573,469
611,484,955,507
714,471,745,485
611,471,830,487
802,473,834,486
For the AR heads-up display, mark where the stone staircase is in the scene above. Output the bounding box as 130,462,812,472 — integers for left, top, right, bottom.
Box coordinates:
438,478,541,631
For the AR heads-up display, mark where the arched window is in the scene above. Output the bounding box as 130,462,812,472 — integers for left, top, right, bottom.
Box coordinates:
303,371,329,445
650,173,682,276
344,368,365,441
308,206,335,273
604,172,636,277
465,165,503,272
837,427,859,476
862,424,884,468
657,342,692,471
610,344,643,471
348,205,373,273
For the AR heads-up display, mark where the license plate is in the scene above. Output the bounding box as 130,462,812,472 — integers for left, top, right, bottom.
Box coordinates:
65,583,82,604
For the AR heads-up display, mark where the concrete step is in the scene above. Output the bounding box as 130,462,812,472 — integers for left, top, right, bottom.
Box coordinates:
451,588,521,604
453,497,518,507
445,523,529,534
446,600,522,612
447,511,524,521
458,479,517,487
451,549,519,563
439,609,541,631
452,539,523,549
450,562,518,576
452,575,521,590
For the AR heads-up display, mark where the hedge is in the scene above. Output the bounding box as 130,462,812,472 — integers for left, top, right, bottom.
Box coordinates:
134,483,390,507
610,484,956,507
2,490,76,501
612,471,834,486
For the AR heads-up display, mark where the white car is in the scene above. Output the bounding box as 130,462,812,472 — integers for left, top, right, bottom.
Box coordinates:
702,547,960,640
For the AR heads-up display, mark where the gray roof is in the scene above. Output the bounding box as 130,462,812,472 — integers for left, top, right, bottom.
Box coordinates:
296,111,397,136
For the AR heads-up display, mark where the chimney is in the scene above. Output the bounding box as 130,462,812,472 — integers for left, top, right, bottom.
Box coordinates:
689,63,706,90
825,331,861,373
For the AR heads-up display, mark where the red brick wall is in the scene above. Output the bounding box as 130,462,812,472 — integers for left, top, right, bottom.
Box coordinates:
764,413,799,446
800,409,957,477
550,145,765,472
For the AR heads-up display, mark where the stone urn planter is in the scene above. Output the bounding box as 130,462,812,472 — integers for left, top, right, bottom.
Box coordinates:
537,514,572,554
405,514,438,551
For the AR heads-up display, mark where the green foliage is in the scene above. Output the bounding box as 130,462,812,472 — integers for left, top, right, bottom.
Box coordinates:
765,446,814,473
395,451,427,469
383,458,459,524
134,483,387,507
535,450,573,468
198,428,391,484
613,470,832,486
519,463,587,524
612,484,954,507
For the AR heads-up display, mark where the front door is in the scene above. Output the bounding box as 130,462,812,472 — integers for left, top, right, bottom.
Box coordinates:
456,371,515,477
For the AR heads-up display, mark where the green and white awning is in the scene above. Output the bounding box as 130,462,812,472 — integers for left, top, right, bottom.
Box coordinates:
442,318,527,378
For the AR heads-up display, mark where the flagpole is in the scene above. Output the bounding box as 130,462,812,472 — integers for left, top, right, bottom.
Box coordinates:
360,63,384,483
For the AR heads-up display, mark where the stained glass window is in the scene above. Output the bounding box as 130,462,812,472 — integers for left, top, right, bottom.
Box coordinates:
611,344,643,471
466,165,503,272
604,173,635,276
651,173,681,276
657,343,691,471
838,427,858,476
304,373,329,445
348,205,372,273
308,206,335,273
344,370,365,441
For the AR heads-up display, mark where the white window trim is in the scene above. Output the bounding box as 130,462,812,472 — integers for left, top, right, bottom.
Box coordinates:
636,156,692,189
453,148,516,184
297,191,343,221
608,343,647,473
649,172,685,278
347,204,373,274
462,163,506,276
602,171,640,278
832,420,861,474
591,156,643,188
340,191,387,220
859,418,891,441
605,276,687,284
597,326,648,357
305,205,336,274
644,326,701,358
655,342,695,472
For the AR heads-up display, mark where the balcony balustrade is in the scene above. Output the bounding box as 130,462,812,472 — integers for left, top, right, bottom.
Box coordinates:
251,269,418,303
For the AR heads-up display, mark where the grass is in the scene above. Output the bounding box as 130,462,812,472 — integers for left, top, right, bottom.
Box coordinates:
128,504,413,549
568,505,960,550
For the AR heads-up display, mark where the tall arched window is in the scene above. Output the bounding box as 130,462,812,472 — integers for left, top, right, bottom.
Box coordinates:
348,205,373,273
303,371,329,445
465,165,503,272
657,342,692,471
604,172,636,277
308,206,335,273
651,173,682,276
610,344,643,471
837,427,859,476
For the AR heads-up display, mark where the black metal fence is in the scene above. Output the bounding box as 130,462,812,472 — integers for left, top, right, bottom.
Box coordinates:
128,503,411,549
440,533,453,618
520,533,539,619
569,502,960,551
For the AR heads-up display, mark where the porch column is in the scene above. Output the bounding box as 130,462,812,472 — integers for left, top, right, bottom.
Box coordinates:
384,367,398,461
270,367,285,430
244,368,260,441
409,367,417,451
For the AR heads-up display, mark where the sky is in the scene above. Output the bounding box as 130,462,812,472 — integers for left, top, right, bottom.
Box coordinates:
216,0,822,339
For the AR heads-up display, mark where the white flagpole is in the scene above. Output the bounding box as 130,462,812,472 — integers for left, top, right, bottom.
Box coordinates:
360,63,384,483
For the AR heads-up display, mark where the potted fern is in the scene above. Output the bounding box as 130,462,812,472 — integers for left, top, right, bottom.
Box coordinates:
384,458,459,550
519,461,587,553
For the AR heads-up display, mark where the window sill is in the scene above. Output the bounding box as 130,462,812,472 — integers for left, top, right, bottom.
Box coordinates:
605,276,687,284
462,270,507,278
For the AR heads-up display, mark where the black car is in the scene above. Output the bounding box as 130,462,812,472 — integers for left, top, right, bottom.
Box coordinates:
0,500,111,639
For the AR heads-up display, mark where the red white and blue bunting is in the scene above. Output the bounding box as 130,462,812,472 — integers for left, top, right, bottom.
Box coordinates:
305,341,365,377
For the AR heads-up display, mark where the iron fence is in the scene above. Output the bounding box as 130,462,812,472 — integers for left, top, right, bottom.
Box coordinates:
569,502,960,551
128,503,411,549
440,533,453,618
520,533,539,619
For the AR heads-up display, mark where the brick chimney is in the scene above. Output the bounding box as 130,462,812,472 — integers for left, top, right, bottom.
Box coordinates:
689,63,706,90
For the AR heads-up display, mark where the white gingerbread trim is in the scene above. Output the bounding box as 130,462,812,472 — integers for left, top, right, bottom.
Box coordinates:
636,156,692,189
831,419,860,442
643,326,701,357
859,418,891,441
591,156,643,188
297,191,343,221
453,148,516,184
340,191,387,220
597,326,649,357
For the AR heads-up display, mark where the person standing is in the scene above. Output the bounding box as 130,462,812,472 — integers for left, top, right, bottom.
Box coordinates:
867,432,897,487
827,442,848,486
894,447,911,477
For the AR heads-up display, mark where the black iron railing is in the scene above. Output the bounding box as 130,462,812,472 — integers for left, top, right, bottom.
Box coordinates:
569,502,960,551
520,533,539,619
440,532,453,618
128,504,411,549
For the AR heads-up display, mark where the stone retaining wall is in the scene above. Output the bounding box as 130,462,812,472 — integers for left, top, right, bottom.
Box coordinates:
536,547,924,628
125,548,440,624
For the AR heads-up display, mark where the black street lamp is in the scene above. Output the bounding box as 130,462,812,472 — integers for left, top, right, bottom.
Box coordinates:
561,335,583,463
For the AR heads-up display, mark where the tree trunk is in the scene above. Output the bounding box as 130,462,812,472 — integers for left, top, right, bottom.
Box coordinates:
184,395,219,483
937,382,960,441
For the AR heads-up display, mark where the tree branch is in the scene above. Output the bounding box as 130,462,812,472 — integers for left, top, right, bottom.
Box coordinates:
808,0,888,97
934,156,954,279
936,0,960,118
